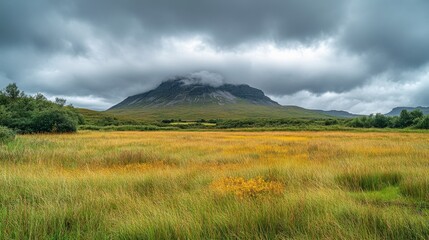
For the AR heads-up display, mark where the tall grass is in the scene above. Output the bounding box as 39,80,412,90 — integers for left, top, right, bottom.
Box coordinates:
336,172,402,191
0,131,429,239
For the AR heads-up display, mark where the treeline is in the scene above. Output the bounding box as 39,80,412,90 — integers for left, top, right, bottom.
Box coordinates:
215,118,341,129
0,83,83,134
348,110,429,129
161,119,217,124
153,118,345,130
153,114,429,130
79,110,429,131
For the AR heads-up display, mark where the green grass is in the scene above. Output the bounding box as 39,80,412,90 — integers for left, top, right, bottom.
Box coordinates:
400,178,429,201
349,186,402,202
76,108,142,125
1,131,429,239
106,103,329,121
78,124,179,131
336,172,403,191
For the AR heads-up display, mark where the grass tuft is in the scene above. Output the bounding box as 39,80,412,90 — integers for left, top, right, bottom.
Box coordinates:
400,178,429,201
336,172,402,191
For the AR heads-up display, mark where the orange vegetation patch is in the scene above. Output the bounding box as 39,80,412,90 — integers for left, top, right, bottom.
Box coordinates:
211,176,284,199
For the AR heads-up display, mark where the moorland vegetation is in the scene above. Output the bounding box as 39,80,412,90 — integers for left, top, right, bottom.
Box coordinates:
0,131,428,239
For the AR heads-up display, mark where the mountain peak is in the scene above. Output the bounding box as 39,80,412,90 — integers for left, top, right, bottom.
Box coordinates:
109,74,279,109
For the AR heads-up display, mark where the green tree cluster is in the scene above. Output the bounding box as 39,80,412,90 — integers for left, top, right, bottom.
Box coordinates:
348,110,429,129
0,83,84,133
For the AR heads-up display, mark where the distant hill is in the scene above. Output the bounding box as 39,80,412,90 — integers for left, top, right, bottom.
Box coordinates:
312,110,361,118
107,76,330,120
385,106,429,116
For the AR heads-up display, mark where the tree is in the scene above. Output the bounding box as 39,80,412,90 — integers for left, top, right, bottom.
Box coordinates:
410,109,424,125
0,83,82,133
388,116,400,128
55,97,67,107
415,116,429,129
34,93,47,101
348,118,364,128
373,113,389,128
0,105,10,126
4,83,21,99
398,110,413,128
410,109,424,119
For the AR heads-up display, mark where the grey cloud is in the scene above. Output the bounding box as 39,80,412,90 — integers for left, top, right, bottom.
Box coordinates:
183,71,225,87
66,0,347,47
340,0,429,69
0,0,87,54
272,64,429,114
1,0,429,112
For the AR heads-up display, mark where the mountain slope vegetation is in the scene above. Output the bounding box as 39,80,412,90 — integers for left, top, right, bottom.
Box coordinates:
108,77,329,120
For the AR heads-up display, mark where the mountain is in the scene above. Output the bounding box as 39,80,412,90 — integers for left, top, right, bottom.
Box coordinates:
385,106,429,116
110,77,278,109
107,77,329,120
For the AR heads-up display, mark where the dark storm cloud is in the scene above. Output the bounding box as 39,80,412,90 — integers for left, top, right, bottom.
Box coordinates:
340,0,429,69
0,0,429,112
0,0,86,54
67,0,347,47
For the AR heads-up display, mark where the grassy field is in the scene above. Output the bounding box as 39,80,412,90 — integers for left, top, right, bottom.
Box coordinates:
1,131,429,239
106,103,328,121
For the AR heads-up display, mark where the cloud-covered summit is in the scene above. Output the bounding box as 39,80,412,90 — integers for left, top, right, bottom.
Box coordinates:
181,71,226,88
1,0,429,113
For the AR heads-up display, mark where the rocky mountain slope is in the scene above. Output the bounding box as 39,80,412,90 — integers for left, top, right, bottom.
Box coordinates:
107,76,329,120
109,77,278,109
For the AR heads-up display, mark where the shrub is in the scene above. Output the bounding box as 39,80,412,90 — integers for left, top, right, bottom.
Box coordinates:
31,109,78,133
211,176,284,198
0,126,15,144
0,83,83,133
324,119,338,126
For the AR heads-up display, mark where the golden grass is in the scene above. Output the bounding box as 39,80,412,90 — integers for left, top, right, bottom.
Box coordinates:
0,131,429,239
211,176,284,199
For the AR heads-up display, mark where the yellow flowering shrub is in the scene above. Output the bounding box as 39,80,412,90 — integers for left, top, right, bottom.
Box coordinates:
211,176,284,198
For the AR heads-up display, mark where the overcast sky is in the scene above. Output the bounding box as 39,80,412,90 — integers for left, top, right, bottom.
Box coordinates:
1,0,429,113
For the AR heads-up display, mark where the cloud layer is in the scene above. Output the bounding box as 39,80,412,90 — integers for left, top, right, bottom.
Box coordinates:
1,0,428,113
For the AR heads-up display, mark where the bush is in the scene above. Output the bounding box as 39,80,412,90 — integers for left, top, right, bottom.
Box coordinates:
31,109,78,133
0,83,82,133
0,84,84,133
415,116,429,129
0,126,15,144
